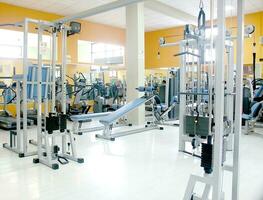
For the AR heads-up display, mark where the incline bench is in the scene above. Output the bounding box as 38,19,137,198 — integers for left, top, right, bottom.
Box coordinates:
95,95,163,141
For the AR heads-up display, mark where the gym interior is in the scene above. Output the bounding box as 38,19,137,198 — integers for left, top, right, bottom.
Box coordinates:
0,0,262,200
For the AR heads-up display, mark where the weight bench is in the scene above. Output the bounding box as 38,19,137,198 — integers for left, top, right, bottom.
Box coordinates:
70,112,113,135
242,101,263,134
95,95,163,141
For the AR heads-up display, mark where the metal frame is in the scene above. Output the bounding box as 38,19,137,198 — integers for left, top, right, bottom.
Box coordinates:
232,1,244,198
32,22,84,169
72,119,127,135
2,18,40,157
0,18,84,169
181,0,244,199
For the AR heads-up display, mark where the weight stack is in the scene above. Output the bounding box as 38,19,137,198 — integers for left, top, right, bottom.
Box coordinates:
201,143,213,174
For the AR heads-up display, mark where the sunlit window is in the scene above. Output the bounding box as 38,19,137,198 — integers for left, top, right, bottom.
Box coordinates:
78,40,92,63
186,48,215,63
28,33,52,60
0,29,23,58
0,29,53,60
186,48,199,63
109,70,117,77
92,42,124,63
101,66,109,70
91,65,101,72
205,27,218,39
77,40,124,64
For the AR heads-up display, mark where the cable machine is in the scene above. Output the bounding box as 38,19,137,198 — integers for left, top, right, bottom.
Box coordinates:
1,19,84,169
160,0,244,198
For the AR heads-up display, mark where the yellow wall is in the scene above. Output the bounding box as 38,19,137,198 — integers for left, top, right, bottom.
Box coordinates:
145,11,263,73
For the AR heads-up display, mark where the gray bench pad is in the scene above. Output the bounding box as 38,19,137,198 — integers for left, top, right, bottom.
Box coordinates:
99,97,151,124
70,112,111,122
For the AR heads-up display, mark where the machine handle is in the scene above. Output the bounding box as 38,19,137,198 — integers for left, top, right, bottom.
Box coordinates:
198,8,206,31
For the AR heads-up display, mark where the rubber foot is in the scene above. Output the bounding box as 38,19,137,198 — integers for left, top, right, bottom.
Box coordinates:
78,132,83,135
19,153,25,158
110,138,115,141
128,124,132,126
52,164,59,170
159,127,164,130
3,143,7,147
33,158,39,164
77,158,84,163
43,152,47,157
145,125,148,128
147,122,151,125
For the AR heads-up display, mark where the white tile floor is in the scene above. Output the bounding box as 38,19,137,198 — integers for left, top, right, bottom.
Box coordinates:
0,122,263,200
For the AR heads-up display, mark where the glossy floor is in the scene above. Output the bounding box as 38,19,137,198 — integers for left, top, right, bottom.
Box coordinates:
0,122,262,200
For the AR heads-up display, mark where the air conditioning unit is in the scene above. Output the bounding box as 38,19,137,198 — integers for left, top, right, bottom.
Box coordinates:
94,56,124,65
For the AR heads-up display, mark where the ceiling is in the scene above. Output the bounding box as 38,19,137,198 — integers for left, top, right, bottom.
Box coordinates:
2,0,263,31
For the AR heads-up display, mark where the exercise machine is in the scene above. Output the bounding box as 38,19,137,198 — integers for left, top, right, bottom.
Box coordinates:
160,0,244,198
95,86,164,141
65,72,91,115
1,18,84,169
0,80,34,129
31,19,84,169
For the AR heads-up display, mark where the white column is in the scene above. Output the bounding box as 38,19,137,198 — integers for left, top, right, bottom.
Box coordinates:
22,19,28,154
226,46,234,151
126,3,145,125
232,0,244,199
179,43,186,151
61,27,67,114
213,0,225,199
51,32,57,113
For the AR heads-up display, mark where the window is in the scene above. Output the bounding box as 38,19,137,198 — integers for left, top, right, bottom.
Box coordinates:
101,66,109,71
28,33,53,60
205,27,218,40
91,65,101,72
186,48,199,63
109,70,117,78
77,40,124,64
186,48,215,63
0,29,23,58
204,28,217,62
78,40,92,63
205,48,215,62
91,42,124,63
0,29,53,60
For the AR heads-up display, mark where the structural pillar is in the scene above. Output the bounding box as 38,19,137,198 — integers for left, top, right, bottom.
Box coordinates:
126,3,145,125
